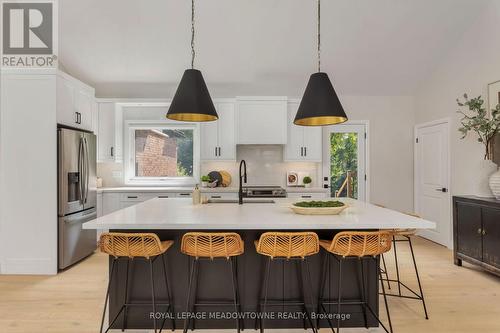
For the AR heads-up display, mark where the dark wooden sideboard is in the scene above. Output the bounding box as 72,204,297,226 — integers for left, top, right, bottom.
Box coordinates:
453,196,500,276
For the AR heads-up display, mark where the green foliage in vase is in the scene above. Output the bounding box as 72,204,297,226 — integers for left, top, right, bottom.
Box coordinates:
201,175,211,182
457,94,500,160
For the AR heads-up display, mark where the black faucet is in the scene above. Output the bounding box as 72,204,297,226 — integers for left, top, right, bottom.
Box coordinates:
239,159,247,205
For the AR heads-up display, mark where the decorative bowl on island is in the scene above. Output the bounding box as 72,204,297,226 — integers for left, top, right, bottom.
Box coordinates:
290,200,348,215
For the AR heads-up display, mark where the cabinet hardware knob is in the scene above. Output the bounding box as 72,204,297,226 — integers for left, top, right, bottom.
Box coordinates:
482,229,486,235
477,228,482,234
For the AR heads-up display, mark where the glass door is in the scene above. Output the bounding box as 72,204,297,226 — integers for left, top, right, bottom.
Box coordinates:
322,124,367,200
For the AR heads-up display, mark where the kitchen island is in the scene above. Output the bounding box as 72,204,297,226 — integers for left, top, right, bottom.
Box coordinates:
84,198,435,330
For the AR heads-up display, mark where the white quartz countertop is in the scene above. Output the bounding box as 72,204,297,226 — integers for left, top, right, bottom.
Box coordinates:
97,186,328,193
83,198,436,230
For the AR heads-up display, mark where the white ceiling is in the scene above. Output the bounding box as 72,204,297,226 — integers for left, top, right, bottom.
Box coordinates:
59,0,490,98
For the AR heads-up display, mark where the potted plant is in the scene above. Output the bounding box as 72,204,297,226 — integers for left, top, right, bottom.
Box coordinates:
201,175,211,188
302,176,312,188
457,94,500,197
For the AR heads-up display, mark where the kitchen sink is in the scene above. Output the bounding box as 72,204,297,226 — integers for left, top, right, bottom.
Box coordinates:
207,199,276,204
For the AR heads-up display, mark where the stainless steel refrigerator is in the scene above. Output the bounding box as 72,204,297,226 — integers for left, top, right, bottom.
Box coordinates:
57,127,97,270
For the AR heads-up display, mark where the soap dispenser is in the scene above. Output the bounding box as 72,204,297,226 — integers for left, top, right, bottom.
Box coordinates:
192,184,201,205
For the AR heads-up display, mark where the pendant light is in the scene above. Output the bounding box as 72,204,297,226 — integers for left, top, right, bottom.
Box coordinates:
294,0,347,126
166,0,218,122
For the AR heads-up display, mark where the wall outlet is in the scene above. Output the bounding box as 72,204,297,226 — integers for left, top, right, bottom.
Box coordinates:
112,171,122,179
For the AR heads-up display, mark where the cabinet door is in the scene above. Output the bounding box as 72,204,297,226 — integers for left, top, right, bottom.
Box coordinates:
482,207,500,268
97,103,115,162
288,193,328,200
102,193,120,215
217,102,236,160
236,99,287,144
56,76,77,127
284,102,304,161
76,88,94,131
456,202,482,261
200,116,219,160
302,126,322,161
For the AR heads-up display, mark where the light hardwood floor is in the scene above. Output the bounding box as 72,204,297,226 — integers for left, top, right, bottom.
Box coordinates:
0,237,499,332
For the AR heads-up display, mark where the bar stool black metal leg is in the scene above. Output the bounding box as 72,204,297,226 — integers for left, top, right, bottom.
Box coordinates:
408,237,429,319
229,257,241,333
232,256,244,331
393,236,402,296
336,257,343,333
303,258,318,333
183,258,196,333
357,258,368,329
160,253,175,332
317,252,328,328
122,259,131,332
149,258,158,333
378,258,393,333
259,257,271,333
100,258,117,333
380,253,391,290
190,259,199,331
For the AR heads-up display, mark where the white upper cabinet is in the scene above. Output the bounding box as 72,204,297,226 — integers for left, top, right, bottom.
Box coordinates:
284,101,322,161
236,97,287,144
56,71,95,132
97,102,123,162
200,100,236,161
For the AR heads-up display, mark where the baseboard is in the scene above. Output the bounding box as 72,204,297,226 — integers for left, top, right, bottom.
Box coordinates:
1,257,57,275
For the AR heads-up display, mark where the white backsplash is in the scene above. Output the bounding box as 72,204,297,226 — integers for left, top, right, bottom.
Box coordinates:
98,145,322,188
202,145,321,188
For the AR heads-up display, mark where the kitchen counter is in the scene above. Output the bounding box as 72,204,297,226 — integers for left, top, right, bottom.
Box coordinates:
83,197,435,230
88,197,434,331
97,186,327,193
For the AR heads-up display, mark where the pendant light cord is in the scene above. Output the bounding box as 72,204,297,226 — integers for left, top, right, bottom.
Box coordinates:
191,0,195,69
317,0,321,72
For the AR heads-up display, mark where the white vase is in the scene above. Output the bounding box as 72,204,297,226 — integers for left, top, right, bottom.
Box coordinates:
475,160,497,197
489,167,500,200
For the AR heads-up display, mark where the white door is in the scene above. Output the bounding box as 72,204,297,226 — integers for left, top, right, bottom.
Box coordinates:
415,120,451,247
216,102,236,160
323,124,367,201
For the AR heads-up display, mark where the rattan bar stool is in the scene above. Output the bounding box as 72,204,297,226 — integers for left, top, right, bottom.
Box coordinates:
381,211,429,320
180,232,244,333
99,232,175,333
318,231,393,333
255,231,319,333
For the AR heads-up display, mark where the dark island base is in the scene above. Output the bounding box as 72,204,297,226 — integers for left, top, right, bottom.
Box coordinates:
108,229,380,330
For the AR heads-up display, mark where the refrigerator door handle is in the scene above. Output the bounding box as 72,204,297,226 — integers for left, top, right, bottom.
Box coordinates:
78,137,84,205
84,137,90,204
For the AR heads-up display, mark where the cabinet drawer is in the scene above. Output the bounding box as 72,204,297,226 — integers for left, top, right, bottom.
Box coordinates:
204,192,238,200
175,192,192,198
119,192,157,202
287,193,328,200
482,207,500,267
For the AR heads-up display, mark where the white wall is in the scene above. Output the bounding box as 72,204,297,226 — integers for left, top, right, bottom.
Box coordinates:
97,95,416,212
0,71,58,275
342,95,416,212
415,1,500,195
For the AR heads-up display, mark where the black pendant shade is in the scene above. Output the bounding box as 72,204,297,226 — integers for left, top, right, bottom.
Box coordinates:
166,69,218,122
294,72,347,126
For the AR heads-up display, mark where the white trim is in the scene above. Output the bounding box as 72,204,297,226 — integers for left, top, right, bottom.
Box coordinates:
414,117,452,248
322,120,370,202
123,120,200,186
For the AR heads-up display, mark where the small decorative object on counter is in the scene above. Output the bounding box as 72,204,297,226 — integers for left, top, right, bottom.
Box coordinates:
290,200,348,215
192,184,201,205
201,175,210,188
303,176,312,188
208,171,223,187
219,170,232,187
457,94,500,197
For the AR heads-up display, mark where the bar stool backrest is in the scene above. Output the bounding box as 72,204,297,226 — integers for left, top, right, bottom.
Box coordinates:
256,232,319,259
181,232,244,259
327,231,392,257
99,232,164,258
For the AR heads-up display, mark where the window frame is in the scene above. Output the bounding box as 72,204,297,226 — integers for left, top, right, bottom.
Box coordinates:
124,120,200,186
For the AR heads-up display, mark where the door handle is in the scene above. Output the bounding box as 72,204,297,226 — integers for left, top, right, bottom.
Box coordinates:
84,137,90,204
300,147,304,157
215,147,218,157
304,147,307,156
110,147,114,157
78,137,84,205
435,187,448,193
477,228,482,235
